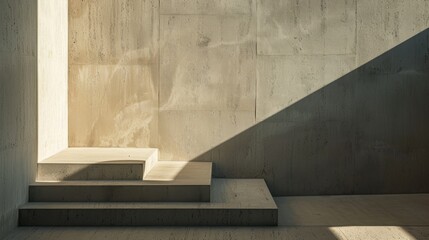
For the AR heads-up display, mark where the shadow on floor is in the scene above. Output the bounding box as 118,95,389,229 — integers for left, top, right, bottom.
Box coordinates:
276,194,429,226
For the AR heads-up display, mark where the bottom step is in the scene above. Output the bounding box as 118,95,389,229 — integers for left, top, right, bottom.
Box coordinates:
19,179,278,226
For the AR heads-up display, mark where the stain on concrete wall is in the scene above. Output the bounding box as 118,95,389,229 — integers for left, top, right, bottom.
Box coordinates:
0,0,38,237
68,0,429,196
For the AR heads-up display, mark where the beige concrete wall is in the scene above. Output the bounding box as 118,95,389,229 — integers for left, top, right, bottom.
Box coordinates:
159,0,257,161
68,0,159,147
0,0,38,238
68,0,429,195
38,0,68,161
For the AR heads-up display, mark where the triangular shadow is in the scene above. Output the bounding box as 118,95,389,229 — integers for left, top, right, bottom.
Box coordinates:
192,28,429,196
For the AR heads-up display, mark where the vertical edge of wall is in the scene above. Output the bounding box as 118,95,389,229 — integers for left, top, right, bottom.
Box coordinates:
37,0,68,162
0,1,38,238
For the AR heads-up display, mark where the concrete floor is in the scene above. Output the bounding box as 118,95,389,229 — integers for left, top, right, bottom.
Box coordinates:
4,194,429,240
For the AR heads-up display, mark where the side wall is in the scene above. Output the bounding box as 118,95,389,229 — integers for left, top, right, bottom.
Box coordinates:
38,0,68,161
0,1,67,237
0,0,38,237
68,0,429,196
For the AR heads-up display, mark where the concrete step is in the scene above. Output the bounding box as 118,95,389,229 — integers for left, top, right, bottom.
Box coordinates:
20,179,278,226
144,161,212,183
30,161,213,202
37,148,158,181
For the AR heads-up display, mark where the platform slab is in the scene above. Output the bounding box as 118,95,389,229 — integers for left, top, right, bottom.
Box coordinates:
20,179,278,226
37,148,158,181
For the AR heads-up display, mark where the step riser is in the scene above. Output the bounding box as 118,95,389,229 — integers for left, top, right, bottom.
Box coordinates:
37,164,144,181
37,148,159,181
29,185,210,202
19,209,277,226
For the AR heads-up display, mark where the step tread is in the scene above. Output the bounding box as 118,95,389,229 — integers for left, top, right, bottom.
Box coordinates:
39,147,158,164
144,161,212,185
31,180,209,186
23,179,276,209
34,161,212,185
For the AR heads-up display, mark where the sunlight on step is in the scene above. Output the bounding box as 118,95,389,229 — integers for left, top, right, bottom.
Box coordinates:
329,226,417,240
144,161,212,184
144,163,184,181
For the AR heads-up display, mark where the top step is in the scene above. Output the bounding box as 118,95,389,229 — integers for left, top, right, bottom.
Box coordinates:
38,148,158,181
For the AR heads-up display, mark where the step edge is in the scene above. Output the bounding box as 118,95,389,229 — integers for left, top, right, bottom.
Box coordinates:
19,204,278,210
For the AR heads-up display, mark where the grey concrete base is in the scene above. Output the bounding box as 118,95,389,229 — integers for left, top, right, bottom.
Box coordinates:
19,179,278,226
29,181,210,202
37,148,158,181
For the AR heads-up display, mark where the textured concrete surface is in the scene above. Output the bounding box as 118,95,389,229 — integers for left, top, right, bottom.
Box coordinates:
144,161,212,184
39,148,158,163
158,110,255,161
67,0,429,196
38,0,68,161
38,163,147,181
194,0,429,196
5,226,429,240
29,181,210,202
6,194,429,239
5,227,429,240
19,179,278,226
160,0,254,15
37,148,158,181
159,14,256,112
68,64,158,147
356,0,429,65
31,160,212,202
254,27,429,195
0,0,38,238
158,5,256,160
256,54,356,120
276,194,429,226
68,0,159,148
257,0,356,56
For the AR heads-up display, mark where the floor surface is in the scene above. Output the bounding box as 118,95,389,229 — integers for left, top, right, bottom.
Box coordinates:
4,194,429,240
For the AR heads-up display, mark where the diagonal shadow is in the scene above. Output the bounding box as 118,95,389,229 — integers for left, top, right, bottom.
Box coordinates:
192,28,429,197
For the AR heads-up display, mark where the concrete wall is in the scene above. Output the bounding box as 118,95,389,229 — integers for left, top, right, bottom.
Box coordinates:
68,0,159,147
0,0,38,238
0,0,67,237
68,0,429,196
38,0,68,161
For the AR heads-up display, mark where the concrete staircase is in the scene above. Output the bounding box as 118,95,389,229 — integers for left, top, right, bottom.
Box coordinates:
19,148,278,226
